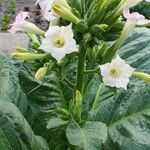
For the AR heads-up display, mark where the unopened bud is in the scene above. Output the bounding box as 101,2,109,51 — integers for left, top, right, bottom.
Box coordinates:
133,71,150,82
52,4,80,23
11,52,47,61
53,0,71,10
35,66,49,80
16,47,28,53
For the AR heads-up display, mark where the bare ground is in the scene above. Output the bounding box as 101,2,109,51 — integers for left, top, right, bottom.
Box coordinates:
0,0,48,30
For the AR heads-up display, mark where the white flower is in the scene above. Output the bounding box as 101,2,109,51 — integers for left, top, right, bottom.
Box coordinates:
100,55,135,90
8,11,45,36
36,0,58,21
123,7,150,25
40,24,78,62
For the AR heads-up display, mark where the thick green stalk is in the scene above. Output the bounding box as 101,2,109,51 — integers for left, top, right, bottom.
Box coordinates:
76,44,86,93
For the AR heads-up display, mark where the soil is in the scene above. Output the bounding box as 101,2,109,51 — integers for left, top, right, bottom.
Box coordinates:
0,0,48,30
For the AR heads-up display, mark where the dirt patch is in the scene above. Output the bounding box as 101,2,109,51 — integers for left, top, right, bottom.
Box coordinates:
0,0,48,31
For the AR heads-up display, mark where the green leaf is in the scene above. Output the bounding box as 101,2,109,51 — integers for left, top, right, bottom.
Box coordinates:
47,118,68,129
0,54,21,102
35,136,49,150
0,101,42,150
66,120,107,150
18,63,67,148
82,74,114,120
0,53,28,115
89,28,150,149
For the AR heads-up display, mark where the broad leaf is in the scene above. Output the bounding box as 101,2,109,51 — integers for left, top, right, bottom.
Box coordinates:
0,53,28,115
66,120,107,150
89,28,150,149
0,101,48,150
35,136,49,150
19,63,68,148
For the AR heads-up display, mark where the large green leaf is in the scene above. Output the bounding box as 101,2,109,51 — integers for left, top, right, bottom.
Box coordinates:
66,120,107,150
87,28,150,149
0,53,28,115
0,101,48,150
35,136,49,150
19,63,68,149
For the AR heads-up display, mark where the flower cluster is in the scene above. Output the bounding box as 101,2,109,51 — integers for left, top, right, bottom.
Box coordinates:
9,0,150,91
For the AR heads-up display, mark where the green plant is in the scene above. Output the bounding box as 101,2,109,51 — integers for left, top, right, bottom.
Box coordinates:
0,0,150,149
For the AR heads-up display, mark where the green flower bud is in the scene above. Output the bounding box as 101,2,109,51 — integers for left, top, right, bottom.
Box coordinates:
74,90,82,121
27,34,40,48
53,0,71,11
133,72,150,82
11,52,47,61
35,66,48,80
52,4,80,23
16,47,28,53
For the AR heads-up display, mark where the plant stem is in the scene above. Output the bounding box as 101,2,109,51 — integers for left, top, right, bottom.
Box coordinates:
76,44,86,93
83,68,98,74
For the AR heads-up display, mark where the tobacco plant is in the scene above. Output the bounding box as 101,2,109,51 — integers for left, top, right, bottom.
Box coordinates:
0,0,150,150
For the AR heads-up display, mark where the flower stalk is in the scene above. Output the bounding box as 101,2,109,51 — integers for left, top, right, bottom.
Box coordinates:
76,44,86,93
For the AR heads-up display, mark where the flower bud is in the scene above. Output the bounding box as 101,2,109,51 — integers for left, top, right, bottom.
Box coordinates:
11,52,47,61
16,47,28,53
28,34,40,48
53,0,71,11
52,4,80,23
133,72,150,82
74,90,82,120
35,66,49,80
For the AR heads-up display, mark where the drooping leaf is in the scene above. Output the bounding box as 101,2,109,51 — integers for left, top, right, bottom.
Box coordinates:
66,120,107,150
0,101,49,150
0,53,28,115
35,136,49,150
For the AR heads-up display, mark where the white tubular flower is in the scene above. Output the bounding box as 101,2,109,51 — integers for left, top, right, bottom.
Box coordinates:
36,0,58,21
40,24,78,62
123,7,150,25
100,55,135,90
8,11,45,36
